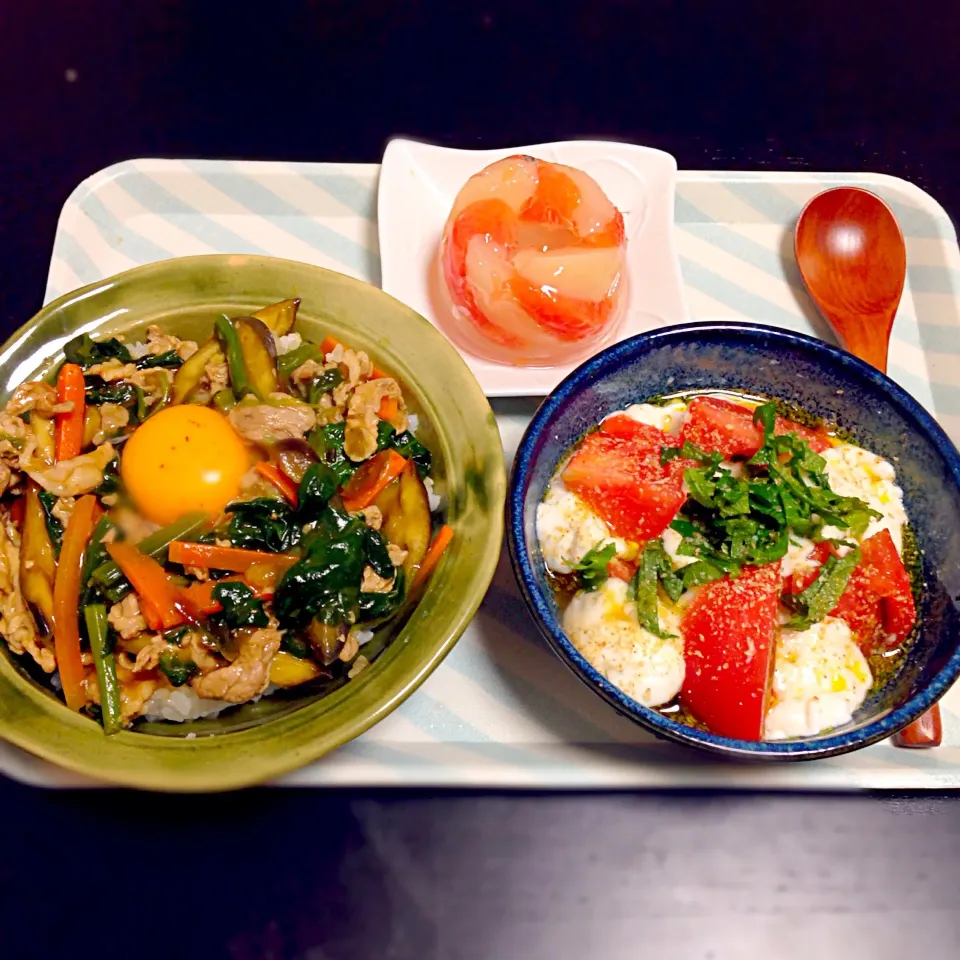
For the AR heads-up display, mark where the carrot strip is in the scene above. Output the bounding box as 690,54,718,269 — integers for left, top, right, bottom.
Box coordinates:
255,462,299,506
414,525,454,588
320,335,342,356
106,542,189,630
168,540,299,574
52,495,98,711
54,363,86,461
9,497,24,526
377,396,399,421
341,449,407,512
180,575,270,616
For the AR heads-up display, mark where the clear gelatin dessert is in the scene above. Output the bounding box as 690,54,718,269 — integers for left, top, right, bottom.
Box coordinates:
439,155,628,366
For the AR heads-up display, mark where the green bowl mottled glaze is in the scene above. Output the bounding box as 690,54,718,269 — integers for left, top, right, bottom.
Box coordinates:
0,255,505,791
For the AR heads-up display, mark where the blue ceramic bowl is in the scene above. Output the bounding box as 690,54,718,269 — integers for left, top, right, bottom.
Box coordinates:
507,321,960,760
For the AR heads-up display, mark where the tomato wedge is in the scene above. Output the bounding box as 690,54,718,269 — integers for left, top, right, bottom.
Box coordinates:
781,541,833,596
830,529,917,652
680,396,764,458
562,416,690,541
681,396,830,458
680,562,782,741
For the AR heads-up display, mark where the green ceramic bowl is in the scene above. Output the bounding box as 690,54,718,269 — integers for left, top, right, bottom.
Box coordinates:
0,255,505,791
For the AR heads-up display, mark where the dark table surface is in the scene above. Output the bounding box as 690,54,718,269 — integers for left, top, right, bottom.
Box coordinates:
3,2,960,958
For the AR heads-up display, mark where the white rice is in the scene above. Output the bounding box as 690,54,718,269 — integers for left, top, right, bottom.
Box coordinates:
407,413,419,434
127,341,151,359
424,477,442,512
352,627,375,647
275,332,302,355
142,687,238,722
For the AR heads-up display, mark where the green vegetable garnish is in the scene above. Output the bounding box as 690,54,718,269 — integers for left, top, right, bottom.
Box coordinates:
64,333,132,368
278,343,323,378
783,545,862,629
667,401,880,585
84,604,122,735
568,542,616,592
135,350,183,370
215,314,252,398
158,651,198,687
210,582,269,629
308,367,344,404
628,542,677,638
225,498,302,553
36,490,64,554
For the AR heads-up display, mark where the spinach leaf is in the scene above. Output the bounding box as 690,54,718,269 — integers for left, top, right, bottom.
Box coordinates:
567,542,616,591
84,378,138,406
389,430,432,478
358,568,406,622
297,463,338,519
363,528,395,579
158,652,198,687
281,632,311,659
135,351,183,370
273,522,366,628
783,546,862,629
309,423,357,487
376,420,396,452
225,498,302,552
628,543,676,638
64,333,132,368
36,490,64,553
308,367,344,404
95,456,122,497
210,582,269,629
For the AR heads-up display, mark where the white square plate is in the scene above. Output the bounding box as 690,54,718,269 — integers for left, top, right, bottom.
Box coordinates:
377,138,689,397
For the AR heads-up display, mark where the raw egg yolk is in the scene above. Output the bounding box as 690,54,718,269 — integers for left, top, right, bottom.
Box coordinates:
120,406,250,525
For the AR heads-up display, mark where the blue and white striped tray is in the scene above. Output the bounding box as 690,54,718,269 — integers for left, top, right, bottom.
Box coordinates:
8,158,960,788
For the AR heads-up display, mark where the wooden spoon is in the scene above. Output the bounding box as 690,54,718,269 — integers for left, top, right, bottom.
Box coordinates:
795,186,941,749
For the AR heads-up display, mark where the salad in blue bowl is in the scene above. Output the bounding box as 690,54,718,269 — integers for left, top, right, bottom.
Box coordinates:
507,322,960,760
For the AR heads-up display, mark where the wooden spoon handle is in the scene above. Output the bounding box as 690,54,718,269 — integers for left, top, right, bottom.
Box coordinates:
893,704,942,748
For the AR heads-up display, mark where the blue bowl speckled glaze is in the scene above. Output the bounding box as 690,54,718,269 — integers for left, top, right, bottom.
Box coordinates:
507,321,960,760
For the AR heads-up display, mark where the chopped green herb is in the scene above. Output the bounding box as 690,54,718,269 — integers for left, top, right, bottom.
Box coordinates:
567,542,616,591
136,351,183,370
783,546,862,629
628,542,676,638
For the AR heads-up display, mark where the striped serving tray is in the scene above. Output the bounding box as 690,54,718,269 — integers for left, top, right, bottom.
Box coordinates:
5,157,959,789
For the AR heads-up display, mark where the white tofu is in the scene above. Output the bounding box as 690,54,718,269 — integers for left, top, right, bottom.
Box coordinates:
562,578,685,707
536,478,630,574
764,616,872,740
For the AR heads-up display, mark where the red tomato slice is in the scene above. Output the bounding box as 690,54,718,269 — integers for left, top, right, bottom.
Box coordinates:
680,563,782,741
562,423,689,541
597,414,666,447
681,396,831,459
680,396,765,458
781,541,833,596
775,417,831,453
607,556,637,582
830,529,917,651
